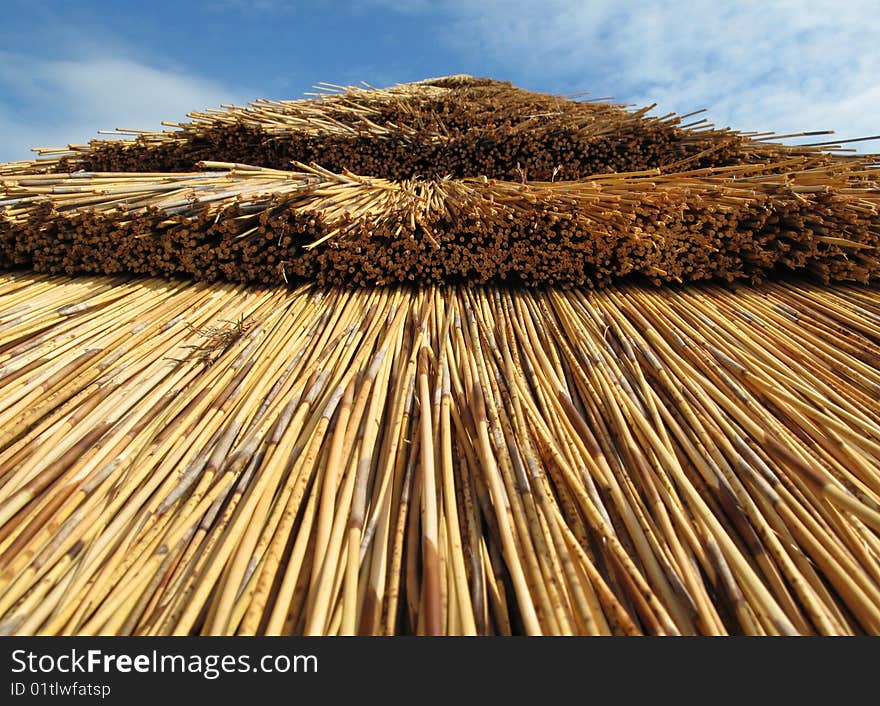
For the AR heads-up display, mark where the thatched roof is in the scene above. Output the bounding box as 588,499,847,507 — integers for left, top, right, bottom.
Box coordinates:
0,77,879,635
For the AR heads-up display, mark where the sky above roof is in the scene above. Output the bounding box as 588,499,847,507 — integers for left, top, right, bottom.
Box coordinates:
1,0,878,162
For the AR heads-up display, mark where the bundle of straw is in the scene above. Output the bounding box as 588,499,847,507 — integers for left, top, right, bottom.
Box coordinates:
2,159,878,286
6,76,873,181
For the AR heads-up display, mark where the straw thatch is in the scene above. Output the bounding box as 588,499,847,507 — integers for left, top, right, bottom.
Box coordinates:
7,75,852,179
2,159,879,287
3,77,877,288
0,76,879,635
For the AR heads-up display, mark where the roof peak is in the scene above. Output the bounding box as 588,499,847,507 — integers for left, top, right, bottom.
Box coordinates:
410,74,512,88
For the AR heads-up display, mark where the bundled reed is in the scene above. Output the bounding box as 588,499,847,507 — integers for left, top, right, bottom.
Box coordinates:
6,76,870,181
0,75,879,636
2,159,879,287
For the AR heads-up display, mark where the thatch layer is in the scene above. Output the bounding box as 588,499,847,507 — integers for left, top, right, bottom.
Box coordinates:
6,76,865,180
3,160,879,287
1,273,879,635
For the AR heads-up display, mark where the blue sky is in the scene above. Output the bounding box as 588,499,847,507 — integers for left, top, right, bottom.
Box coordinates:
1,0,878,161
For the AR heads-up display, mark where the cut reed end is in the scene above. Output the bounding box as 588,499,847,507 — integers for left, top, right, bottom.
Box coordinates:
1,160,878,287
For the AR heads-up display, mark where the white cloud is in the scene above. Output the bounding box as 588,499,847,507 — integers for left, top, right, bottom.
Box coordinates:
2,2,876,162
434,0,880,145
0,54,250,162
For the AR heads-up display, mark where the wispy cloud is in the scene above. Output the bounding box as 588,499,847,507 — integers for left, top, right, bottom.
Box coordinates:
433,0,880,142
1,1,876,163
0,53,250,161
